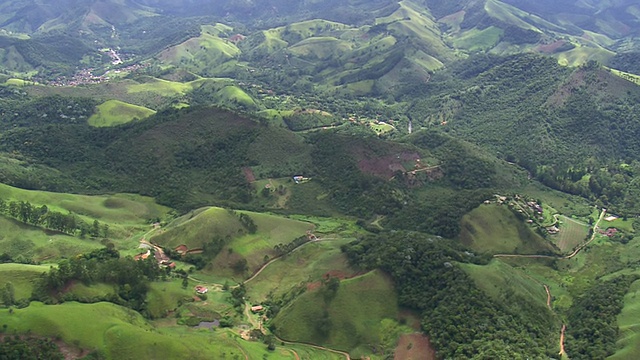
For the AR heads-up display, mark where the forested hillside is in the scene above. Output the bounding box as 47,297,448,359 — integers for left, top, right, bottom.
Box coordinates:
2,1,640,359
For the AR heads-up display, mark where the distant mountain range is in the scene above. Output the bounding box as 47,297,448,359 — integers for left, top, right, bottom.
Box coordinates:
0,0,638,80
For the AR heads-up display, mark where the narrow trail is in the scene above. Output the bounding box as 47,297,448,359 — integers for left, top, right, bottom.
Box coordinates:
543,285,552,310
559,324,567,356
273,335,351,360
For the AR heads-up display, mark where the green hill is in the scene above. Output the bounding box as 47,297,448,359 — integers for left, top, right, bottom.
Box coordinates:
0,301,248,360
458,204,558,255
88,100,156,127
272,270,406,356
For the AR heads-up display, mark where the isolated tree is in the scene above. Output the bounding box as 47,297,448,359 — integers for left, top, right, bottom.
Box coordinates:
1,282,15,307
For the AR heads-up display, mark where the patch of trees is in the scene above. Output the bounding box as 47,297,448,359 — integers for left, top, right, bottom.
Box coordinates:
31,247,164,314
273,235,310,256
0,336,63,360
0,199,108,237
565,275,637,359
342,232,556,359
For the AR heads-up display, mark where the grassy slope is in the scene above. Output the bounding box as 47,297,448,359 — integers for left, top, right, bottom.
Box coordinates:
610,279,640,359
0,302,250,360
273,270,399,354
0,215,101,260
458,204,558,255
0,182,170,233
88,99,156,127
459,260,549,311
150,207,245,249
214,85,257,109
150,207,314,278
245,238,355,303
0,263,50,302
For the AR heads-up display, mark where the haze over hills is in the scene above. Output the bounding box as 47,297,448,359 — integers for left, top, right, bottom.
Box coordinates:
2,1,640,359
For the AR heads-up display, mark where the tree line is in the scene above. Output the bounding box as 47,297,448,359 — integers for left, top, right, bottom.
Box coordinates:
30,247,165,315
0,198,108,238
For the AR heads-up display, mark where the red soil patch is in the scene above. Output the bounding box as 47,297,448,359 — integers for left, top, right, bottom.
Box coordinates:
394,333,437,360
438,10,465,23
536,40,566,54
243,167,256,183
358,152,420,179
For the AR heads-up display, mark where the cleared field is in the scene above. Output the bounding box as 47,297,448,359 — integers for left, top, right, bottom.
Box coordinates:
609,279,640,359
245,238,355,302
273,270,402,355
88,99,156,127
458,204,558,255
555,216,590,253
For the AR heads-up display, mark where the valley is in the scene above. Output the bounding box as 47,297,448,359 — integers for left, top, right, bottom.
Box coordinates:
1,0,640,359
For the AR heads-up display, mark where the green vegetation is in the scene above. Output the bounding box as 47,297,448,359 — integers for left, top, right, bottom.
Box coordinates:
458,204,558,255
0,336,63,360
273,270,404,357
610,279,640,359
246,238,354,302
343,231,557,359
89,100,156,127
565,275,637,359
0,302,248,360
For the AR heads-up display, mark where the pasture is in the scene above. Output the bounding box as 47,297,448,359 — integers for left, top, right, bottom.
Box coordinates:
273,270,403,356
0,183,170,227
245,238,354,302
458,204,558,255
88,100,156,127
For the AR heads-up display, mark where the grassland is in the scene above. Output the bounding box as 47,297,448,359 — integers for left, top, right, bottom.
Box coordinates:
273,270,403,356
458,204,558,255
214,85,257,109
150,207,314,281
146,280,194,319
609,279,640,359
452,27,504,52
460,260,550,311
245,238,355,302
0,183,170,240
88,100,156,127
0,215,102,261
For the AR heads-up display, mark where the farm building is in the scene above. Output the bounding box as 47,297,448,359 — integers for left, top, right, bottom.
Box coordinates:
250,305,264,313
195,285,208,294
